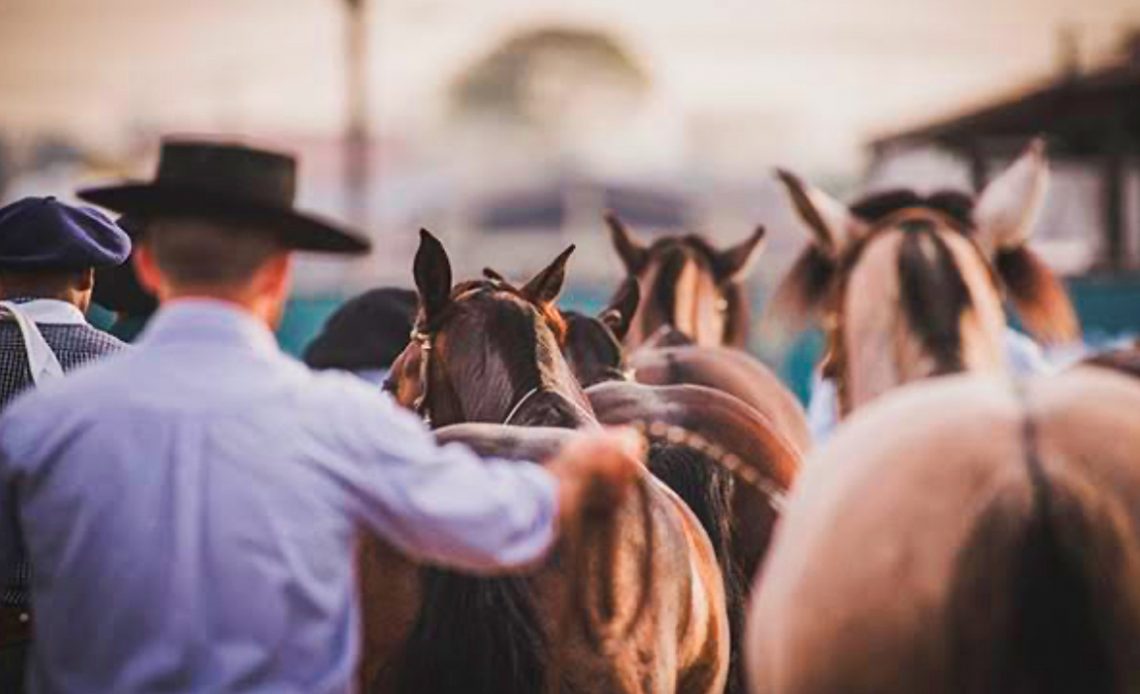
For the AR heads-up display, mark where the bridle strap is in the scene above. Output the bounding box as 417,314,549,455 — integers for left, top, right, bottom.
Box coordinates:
502,386,542,426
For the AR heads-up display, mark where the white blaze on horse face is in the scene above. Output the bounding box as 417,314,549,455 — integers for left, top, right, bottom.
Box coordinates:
843,231,905,411
974,139,1049,254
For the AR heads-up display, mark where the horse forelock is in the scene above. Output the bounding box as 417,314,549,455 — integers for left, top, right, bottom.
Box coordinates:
851,188,976,230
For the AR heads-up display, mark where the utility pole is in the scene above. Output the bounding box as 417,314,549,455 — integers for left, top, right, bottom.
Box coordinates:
343,0,371,228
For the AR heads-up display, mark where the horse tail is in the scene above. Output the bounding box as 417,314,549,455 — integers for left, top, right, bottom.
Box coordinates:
394,571,545,694
647,441,744,694
947,414,1140,693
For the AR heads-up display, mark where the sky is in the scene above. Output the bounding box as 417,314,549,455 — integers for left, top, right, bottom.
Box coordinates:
2,0,1139,176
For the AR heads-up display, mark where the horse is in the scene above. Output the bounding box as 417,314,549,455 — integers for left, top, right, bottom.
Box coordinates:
363,231,730,694
562,293,810,454
746,367,1140,693
606,213,766,349
768,138,1080,418
494,267,799,694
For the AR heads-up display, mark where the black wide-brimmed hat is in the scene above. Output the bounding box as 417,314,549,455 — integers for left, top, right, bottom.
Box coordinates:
78,139,371,255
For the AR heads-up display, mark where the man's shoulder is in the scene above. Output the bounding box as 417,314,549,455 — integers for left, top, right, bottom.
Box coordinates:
40,322,127,358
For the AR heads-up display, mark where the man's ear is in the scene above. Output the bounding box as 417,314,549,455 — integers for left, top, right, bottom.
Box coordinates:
520,245,575,306
413,229,453,324
77,267,95,292
599,276,640,341
132,243,165,297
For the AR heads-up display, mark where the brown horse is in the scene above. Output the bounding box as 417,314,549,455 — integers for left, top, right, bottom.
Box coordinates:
769,139,1080,417
562,284,811,454
606,213,766,349
503,270,796,694
746,368,1140,693
364,231,729,694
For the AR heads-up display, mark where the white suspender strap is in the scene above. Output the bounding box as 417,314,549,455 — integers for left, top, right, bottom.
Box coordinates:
0,300,64,385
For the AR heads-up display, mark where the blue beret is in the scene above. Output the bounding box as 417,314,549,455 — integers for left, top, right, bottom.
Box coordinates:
0,196,132,270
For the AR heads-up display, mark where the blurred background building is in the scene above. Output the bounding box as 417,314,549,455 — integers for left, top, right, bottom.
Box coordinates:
2,0,1139,382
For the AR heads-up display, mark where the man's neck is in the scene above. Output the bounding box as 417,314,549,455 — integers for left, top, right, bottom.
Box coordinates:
162,292,280,331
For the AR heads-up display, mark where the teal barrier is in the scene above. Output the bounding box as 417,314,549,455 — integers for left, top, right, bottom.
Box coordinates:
94,272,1140,400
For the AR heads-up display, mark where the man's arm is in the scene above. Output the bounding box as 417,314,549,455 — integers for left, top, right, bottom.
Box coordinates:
328,381,642,573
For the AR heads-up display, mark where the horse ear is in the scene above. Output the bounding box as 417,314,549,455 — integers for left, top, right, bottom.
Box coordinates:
599,276,640,341
521,245,575,306
775,169,860,256
974,138,1049,254
714,225,766,283
482,267,509,284
605,212,649,273
413,229,452,323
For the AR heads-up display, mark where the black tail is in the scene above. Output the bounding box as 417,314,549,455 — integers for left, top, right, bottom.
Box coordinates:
647,442,745,694
947,447,1140,693
392,570,546,694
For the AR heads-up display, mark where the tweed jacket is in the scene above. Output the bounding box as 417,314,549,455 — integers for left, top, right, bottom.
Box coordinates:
0,303,125,607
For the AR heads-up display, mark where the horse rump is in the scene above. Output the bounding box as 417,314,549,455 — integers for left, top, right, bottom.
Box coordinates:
946,463,1140,694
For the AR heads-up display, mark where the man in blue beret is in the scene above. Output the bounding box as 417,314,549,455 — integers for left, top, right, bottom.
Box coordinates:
0,140,643,694
0,196,132,692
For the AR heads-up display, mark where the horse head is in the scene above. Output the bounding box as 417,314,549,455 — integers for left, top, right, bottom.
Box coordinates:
771,139,1080,416
561,276,640,388
396,229,592,429
606,213,765,349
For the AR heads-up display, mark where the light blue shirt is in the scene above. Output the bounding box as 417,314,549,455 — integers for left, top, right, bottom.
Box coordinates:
0,300,557,694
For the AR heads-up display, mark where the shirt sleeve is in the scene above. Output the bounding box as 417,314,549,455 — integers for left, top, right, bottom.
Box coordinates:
321,377,559,573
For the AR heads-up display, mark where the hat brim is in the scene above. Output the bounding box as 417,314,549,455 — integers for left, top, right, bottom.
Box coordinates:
77,183,371,255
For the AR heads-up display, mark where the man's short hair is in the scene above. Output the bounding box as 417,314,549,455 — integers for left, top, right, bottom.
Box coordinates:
146,216,284,288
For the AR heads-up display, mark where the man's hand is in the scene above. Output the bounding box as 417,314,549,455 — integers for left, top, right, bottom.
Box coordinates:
546,428,646,526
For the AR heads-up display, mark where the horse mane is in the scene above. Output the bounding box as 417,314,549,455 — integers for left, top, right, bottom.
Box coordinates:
850,189,975,228
897,228,973,375
946,439,1140,693
642,235,750,348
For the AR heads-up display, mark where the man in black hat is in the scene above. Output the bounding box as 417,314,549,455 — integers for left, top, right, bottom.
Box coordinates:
0,139,643,694
0,196,132,692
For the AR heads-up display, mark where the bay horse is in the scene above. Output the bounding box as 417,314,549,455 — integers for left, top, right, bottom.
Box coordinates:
746,368,1140,693
514,270,801,694
364,231,730,694
563,295,810,455
606,213,766,349
769,138,1080,418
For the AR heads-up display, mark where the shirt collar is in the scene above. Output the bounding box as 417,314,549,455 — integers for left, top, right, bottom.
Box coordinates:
5,297,88,325
138,299,282,357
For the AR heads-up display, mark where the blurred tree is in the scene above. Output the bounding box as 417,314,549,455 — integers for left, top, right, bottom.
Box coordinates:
449,27,651,147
